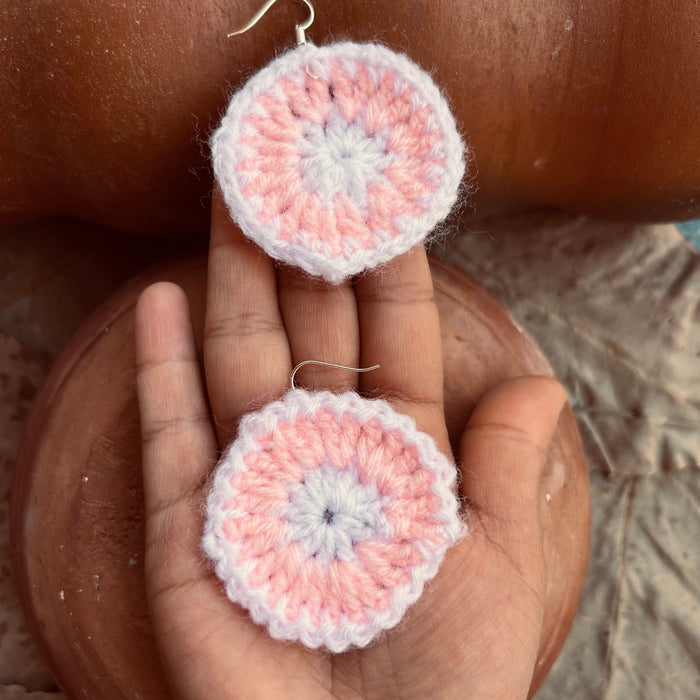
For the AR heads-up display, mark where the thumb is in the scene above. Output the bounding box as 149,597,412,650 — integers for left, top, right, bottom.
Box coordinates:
458,376,567,568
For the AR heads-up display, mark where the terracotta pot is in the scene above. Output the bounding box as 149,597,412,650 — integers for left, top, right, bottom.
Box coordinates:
1,0,698,233
12,254,590,698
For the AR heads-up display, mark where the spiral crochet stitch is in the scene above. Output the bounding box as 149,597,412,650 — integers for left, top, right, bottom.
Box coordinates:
212,42,465,283
203,389,464,652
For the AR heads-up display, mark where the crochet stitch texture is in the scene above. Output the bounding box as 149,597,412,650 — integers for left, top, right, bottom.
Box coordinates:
203,390,464,652
212,42,465,283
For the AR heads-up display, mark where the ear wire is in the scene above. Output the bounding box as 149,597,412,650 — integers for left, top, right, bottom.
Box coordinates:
228,0,315,45
290,360,380,390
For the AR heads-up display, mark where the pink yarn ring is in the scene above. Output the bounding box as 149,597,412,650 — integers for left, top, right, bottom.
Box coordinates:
212,42,466,284
203,389,464,652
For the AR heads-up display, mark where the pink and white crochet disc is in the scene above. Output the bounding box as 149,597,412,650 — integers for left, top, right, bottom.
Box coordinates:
203,390,464,652
212,42,465,284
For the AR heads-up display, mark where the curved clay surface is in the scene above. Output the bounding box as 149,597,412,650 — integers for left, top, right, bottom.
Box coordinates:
11,255,590,698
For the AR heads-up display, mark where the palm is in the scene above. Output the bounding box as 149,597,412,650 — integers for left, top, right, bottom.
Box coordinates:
135,188,566,699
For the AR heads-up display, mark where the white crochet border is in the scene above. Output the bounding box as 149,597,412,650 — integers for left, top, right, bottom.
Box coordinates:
202,389,465,653
211,42,466,284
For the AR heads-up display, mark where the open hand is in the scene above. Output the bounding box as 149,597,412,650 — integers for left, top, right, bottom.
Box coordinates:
135,186,566,699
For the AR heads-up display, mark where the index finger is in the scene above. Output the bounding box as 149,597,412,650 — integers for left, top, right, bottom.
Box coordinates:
204,185,292,446
354,245,450,454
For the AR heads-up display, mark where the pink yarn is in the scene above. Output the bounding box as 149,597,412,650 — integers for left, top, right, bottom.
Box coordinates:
212,42,466,283
203,390,464,652
243,67,433,241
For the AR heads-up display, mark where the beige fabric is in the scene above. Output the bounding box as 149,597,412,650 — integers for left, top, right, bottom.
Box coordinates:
439,212,700,698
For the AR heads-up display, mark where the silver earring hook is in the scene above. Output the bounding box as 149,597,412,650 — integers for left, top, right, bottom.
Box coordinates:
291,361,380,390
228,0,315,45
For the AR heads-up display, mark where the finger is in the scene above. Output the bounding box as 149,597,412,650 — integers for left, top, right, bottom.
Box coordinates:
458,376,567,566
135,282,219,596
135,283,310,697
135,282,218,514
354,245,449,453
277,267,360,391
205,185,292,446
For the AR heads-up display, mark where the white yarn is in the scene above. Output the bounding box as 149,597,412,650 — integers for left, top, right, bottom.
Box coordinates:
203,389,465,652
212,42,466,284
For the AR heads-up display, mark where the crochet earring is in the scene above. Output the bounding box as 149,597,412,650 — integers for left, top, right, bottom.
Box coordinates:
203,0,466,653
203,361,464,652
211,0,466,284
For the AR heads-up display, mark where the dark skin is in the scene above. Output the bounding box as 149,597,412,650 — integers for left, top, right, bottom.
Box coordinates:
135,188,567,698
2,0,699,231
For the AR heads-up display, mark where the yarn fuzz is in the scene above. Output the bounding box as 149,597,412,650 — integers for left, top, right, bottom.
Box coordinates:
212,42,465,284
203,389,464,652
